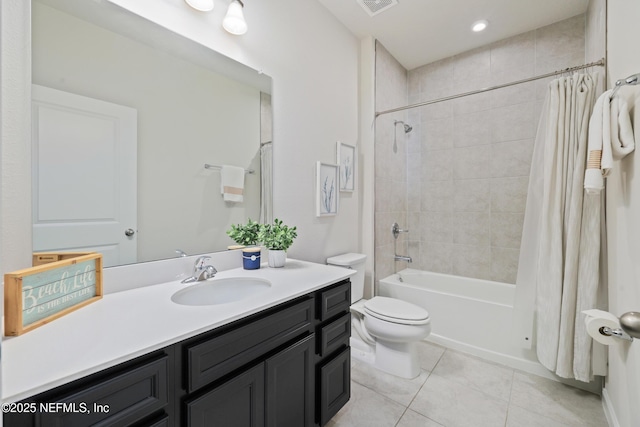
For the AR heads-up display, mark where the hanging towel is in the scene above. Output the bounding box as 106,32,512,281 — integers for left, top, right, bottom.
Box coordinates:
584,91,636,194
221,165,245,202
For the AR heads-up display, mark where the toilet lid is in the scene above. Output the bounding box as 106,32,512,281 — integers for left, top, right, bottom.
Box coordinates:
364,297,430,325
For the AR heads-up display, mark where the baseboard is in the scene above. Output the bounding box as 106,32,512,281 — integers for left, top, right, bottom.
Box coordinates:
426,334,602,395
602,388,621,427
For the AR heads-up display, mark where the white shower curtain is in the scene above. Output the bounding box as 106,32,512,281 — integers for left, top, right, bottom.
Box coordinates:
518,73,603,381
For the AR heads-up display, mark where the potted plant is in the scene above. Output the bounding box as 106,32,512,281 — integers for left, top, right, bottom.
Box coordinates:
258,218,298,268
227,218,262,269
227,218,261,247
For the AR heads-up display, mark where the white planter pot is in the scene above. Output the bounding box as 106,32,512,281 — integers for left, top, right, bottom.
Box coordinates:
267,250,287,268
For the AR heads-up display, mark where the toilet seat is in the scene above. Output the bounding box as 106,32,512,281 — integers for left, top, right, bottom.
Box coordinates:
364,296,430,325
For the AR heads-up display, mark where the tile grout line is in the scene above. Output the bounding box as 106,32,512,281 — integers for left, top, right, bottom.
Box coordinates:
504,370,516,427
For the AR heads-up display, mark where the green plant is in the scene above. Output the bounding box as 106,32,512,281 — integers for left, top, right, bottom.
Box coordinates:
258,219,298,251
226,218,261,246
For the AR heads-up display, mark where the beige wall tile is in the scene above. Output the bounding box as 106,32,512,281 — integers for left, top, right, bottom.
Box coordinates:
453,146,493,180
453,179,491,213
453,212,491,246
420,212,453,243
421,180,453,213
491,212,525,248
491,101,536,143
490,139,535,178
452,244,492,280
491,247,520,284
454,109,493,148
422,117,454,151
491,177,529,213
423,149,453,181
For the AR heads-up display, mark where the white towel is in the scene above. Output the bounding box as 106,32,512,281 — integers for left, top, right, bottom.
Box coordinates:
220,165,245,202
584,90,636,194
610,96,636,159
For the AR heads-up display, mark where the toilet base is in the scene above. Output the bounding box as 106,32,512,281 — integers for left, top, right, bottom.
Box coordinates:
374,340,420,379
350,337,375,365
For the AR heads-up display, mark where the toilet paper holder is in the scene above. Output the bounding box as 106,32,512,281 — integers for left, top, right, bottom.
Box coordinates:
599,325,633,342
597,311,640,342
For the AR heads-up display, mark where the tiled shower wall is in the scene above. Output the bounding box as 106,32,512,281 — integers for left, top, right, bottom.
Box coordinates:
375,15,589,284
374,43,409,283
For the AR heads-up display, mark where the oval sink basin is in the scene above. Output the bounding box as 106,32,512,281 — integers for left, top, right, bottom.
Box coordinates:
171,277,272,306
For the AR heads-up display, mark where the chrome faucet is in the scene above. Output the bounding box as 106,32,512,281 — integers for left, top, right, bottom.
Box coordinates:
181,256,217,283
392,223,412,263
394,254,412,263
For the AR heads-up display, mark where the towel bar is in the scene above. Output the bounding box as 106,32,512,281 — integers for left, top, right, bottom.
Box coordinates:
610,72,640,99
204,164,255,174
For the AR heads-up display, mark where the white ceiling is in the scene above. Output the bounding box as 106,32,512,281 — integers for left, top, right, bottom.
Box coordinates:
316,0,589,70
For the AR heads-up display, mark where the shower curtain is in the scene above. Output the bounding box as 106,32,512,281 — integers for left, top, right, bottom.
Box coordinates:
518,73,603,381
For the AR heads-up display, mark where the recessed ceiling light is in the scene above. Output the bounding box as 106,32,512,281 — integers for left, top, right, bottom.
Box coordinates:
472,20,488,32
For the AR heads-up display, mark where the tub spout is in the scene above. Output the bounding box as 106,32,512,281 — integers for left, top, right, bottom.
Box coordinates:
394,255,412,263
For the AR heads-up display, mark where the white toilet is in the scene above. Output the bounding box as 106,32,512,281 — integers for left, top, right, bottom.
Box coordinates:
327,253,431,379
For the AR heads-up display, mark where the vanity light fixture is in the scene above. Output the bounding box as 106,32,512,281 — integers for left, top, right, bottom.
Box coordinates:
472,20,488,32
223,0,248,35
184,0,215,12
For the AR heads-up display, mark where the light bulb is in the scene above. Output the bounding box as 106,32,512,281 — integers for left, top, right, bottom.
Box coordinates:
223,0,247,35
184,0,214,12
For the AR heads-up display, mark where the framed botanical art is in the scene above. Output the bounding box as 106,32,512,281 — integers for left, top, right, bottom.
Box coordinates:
316,162,339,216
337,141,356,192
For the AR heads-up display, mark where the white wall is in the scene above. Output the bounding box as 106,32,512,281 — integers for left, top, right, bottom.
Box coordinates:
604,1,640,426
106,0,361,264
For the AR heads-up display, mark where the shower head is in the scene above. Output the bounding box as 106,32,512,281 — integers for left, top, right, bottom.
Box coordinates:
394,120,413,133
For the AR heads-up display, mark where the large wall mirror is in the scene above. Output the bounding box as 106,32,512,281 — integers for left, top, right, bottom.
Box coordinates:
31,0,273,268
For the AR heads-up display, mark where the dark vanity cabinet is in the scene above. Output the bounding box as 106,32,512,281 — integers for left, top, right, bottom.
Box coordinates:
3,348,174,427
4,279,352,427
315,280,352,426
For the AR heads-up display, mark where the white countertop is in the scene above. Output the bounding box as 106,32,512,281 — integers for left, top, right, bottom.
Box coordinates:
2,259,354,402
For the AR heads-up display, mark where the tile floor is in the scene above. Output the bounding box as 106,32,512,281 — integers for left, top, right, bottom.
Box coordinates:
327,342,608,427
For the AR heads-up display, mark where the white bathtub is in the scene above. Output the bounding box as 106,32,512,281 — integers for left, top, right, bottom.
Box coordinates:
378,269,548,378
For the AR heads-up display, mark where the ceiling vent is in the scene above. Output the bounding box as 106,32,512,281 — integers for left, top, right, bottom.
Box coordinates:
357,0,398,17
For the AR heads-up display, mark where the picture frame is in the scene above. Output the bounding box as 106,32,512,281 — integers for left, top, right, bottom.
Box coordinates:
336,141,356,192
316,162,339,216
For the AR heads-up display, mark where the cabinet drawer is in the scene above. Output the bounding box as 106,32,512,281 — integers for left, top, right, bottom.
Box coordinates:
319,313,351,357
319,347,350,426
37,355,169,427
187,298,314,393
317,281,350,321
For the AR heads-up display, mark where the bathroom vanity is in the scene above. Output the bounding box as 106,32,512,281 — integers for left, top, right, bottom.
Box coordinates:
2,260,353,427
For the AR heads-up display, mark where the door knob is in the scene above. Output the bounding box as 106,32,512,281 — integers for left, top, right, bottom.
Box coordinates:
620,312,640,339
125,228,135,237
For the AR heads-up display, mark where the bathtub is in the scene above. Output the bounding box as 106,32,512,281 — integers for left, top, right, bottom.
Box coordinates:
378,269,548,377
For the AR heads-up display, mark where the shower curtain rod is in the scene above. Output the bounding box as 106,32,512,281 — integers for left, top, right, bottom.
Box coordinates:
375,57,606,118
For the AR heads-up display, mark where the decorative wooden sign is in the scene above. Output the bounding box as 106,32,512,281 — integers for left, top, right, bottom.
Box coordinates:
4,252,103,336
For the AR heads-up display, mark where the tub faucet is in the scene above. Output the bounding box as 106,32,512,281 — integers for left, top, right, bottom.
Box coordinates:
181,256,217,283
394,255,412,263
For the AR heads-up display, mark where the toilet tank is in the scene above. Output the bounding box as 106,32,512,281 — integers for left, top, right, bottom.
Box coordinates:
326,253,367,303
